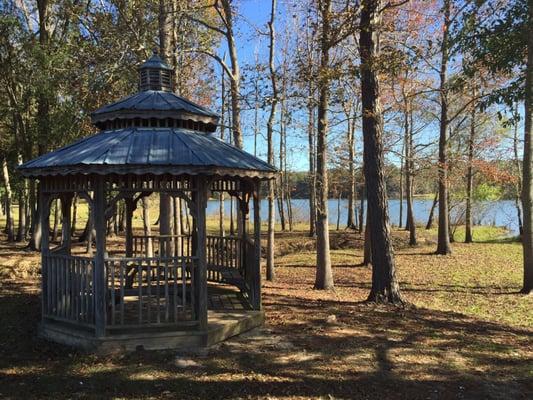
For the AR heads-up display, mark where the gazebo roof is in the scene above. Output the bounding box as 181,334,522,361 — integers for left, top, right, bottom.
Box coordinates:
18,128,277,179
91,90,220,127
19,52,276,180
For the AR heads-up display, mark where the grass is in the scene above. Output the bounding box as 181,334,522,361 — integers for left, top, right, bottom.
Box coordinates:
0,219,532,399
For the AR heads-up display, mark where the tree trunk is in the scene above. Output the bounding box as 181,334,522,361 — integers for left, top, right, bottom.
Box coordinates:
465,87,476,244
363,211,372,266
158,0,175,257
314,0,334,290
16,154,26,242
426,191,438,230
359,184,365,233
399,137,405,228
1,157,14,241
29,0,51,251
220,59,227,238
267,116,275,277
219,0,242,149
308,86,317,238
513,106,524,235
347,112,357,229
71,194,77,236
159,0,172,64
277,177,286,231
436,0,452,255
142,197,153,257
521,1,533,294
404,100,417,245
360,0,403,303
60,195,72,253
336,191,341,231
51,198,60,242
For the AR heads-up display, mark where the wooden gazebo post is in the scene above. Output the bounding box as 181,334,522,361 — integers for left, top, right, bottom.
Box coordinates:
39,186,50,323
192,176,208,330
252,181,262,310
93,176,106,337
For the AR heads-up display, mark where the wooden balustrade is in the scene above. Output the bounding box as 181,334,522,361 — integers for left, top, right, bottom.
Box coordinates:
43,254,95,327
132,234,244,284
132,235,191,258
206,235,242,281
105,256,197,328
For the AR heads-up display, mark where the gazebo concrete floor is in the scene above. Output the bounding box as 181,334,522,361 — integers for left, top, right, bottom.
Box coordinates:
38,284,264,353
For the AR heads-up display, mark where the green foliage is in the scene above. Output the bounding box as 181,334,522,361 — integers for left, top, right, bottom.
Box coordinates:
473,183,502,202
458,0,528,108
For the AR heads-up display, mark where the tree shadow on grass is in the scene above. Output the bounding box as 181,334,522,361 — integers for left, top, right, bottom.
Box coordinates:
400,282,523,296
0,281,532,400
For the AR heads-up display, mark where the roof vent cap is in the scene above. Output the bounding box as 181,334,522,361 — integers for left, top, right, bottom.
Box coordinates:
138,50,174,92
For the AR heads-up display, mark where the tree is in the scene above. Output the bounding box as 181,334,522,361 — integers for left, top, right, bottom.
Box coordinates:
314,0,334,290
359,0,403,303
522,0,532,293
459,0,531,292
266,0,278,281
436,0,452,255
1,157,14,241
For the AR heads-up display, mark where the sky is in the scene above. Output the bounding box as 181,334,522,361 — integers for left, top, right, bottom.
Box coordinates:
217,0,313,172
209,0,519,173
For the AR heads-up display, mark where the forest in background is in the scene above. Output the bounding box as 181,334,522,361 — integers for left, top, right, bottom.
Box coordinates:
0,0,531,297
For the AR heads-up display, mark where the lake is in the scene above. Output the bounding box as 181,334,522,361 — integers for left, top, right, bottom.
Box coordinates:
206,198,521,235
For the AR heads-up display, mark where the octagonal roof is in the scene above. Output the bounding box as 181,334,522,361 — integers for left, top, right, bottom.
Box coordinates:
19,128,276,179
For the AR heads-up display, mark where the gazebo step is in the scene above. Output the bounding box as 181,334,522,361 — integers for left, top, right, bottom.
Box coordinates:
38,310,264,353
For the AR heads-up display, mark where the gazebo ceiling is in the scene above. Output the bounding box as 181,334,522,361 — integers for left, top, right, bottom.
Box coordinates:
18,128,277,179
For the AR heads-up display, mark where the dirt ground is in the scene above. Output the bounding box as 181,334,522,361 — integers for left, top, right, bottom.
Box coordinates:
0,228,532,400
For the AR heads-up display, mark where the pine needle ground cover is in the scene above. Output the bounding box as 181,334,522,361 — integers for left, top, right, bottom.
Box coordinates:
0,227,531,399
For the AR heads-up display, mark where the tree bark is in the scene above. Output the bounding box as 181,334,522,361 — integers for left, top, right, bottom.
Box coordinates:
436,0,452,255
359,184,365,233
360,0,403,303
219,0,242,148
308,85,317,238
404,100,417,245
1,157,14,241
521,1,533,294
363,210,372,266
347,108,357,229
266,1,278,282
513,105,524,235
51,198,59,242
465,87,476,244
30,0,51,251
399,138,405,228
314,0,334,290
16,154,26,242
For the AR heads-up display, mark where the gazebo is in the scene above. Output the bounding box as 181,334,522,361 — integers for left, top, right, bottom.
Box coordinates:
19,53,276,352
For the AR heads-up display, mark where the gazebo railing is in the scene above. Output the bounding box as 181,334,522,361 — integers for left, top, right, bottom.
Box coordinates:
132,234,191,258
131,234,245,284
43,254,95,328
206,235,243,281
104,256,197,329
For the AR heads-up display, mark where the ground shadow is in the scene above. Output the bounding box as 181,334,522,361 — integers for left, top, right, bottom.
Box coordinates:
1,278,532,400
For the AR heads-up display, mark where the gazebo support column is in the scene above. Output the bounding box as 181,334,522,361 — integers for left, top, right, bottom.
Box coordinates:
40,187,51,322
252,183,262,311
192,176,208,330
93,177,107,337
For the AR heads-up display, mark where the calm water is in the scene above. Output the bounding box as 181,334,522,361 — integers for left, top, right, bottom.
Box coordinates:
206,198,521,235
